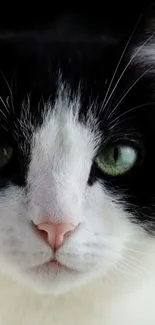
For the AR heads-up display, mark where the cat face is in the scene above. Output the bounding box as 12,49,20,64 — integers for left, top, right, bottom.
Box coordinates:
0,9,155,294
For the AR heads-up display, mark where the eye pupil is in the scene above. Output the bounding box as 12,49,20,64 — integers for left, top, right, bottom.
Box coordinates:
113,147,118,162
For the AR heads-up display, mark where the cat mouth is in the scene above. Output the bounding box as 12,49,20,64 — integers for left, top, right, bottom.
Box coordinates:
46,260,68,268
37,259,76,272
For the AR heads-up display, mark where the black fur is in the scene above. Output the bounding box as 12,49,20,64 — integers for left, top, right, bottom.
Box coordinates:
0,4,155,231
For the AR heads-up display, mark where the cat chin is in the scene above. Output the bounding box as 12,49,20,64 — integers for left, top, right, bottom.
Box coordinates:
11,260,103,295
23,265,92,295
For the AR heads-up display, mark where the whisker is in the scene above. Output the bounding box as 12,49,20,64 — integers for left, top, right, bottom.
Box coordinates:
117,254,144,275
112,263,132,282
101,14,143,110
105,78,142,118
107,63,155,120
103,31,155,112
124,247,146,255
0,96,9,116
0,70,15,114
119,261,144,280
108,102,155,126
122,254,145,269
0,109,7,120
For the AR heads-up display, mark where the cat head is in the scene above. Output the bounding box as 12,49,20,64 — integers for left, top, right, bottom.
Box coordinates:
0,9,155,294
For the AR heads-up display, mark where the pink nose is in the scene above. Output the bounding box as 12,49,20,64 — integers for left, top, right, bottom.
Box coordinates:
36,221,77,251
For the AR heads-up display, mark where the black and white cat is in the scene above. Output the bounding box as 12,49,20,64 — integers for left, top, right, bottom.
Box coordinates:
0,4,155,324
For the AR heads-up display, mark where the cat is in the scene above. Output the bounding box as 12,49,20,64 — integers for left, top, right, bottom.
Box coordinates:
0,4,155,325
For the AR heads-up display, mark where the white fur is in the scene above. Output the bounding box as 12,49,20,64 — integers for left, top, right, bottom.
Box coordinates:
132,44,155,67
1,234,155,325
0,88,155,324
131,33,155,68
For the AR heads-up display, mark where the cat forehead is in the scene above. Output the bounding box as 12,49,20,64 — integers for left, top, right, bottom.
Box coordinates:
32,87,100,155
10,84,101,161
27,92,100,194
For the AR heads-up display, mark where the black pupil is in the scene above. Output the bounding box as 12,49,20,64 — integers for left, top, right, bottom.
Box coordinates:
113,147,119,163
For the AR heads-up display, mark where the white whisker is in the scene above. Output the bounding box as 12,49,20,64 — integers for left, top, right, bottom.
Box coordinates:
122,255,145,272
0,70,15,114
103,31,155,112
108,102,155,126
0,96,9,117
124,247,146,255
101,14,143,110
107,64,155,120
113,263,132,282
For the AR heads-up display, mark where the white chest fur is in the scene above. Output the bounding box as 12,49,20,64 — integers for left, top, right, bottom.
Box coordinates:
0,269,155,325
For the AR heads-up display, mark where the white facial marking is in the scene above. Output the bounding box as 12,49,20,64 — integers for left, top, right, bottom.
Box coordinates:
0,85,138,294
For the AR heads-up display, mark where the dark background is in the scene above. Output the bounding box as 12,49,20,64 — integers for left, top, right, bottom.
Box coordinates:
0,1,153,31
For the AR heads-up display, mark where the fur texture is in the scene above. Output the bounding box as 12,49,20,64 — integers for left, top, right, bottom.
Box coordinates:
1,5,155,324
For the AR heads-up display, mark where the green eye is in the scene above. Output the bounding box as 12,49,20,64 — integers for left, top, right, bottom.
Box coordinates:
96,145,137,176
0,146,13,170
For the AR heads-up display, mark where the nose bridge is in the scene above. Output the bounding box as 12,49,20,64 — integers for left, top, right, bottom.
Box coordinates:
44,140,81,193
28,119,85,224
29,166,82,225
47,178,81,223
